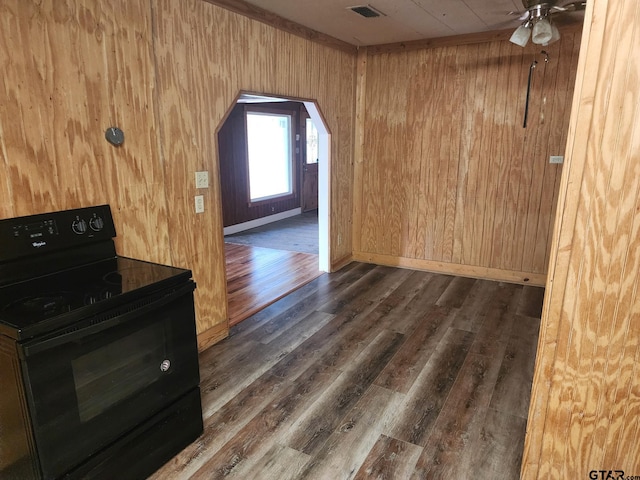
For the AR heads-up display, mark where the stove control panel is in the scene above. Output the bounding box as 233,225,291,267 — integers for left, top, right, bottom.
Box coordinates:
0,205,116,263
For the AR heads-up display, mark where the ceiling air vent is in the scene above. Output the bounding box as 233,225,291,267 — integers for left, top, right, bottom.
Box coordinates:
348,5,384,18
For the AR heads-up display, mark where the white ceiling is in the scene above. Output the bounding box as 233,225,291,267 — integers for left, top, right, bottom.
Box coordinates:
240,0,584,46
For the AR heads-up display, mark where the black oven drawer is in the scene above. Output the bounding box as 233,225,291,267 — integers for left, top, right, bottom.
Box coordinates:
66,388,203,480
18,281,200,479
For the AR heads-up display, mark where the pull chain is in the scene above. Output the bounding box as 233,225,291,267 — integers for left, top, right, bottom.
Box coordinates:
523,60,537,128
523,50,549,128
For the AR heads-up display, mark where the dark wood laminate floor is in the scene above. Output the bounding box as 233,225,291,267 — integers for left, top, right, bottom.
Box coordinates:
151,263,543,480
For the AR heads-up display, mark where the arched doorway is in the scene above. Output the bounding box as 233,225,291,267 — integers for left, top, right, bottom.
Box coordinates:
217,93,331,325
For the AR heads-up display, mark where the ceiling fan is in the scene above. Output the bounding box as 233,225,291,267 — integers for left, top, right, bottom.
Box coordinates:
509,0,587,47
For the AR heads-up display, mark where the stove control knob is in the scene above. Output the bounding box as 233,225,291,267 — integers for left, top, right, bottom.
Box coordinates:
72,219,88,234
89,216,105,232
160,360,171,372
101,290,113,300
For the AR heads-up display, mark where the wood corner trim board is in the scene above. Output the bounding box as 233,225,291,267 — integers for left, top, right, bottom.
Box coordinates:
353,251,547,287
203,0,582,55
331,253,353,273
197,321,229,352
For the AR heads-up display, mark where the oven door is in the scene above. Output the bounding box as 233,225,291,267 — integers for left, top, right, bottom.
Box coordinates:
18,281,200,480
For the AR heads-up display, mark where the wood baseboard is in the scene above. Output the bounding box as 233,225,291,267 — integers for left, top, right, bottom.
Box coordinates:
352,251,546,286
223,208,302,235
197,322,229,352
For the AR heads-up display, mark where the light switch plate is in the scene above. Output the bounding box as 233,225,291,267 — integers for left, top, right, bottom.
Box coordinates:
195,195,205,213
550,155,564,164
195,171,209,189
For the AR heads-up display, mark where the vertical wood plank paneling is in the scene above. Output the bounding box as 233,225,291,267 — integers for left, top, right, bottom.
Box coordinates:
522,0,640,476
355,34,581,284
440,46,463,263
478,40,506,268
403,52,426,260
475,41,499,268
0,0,356,342
451,44,479,266
425,47,445,260
489,40,520,268
434,47,457,262
501,49,529,272
352,47,368,255
519,51,554,274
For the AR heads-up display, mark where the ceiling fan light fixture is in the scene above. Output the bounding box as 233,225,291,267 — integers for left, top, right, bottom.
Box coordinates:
509,1,574,48
510,24,532,47
531,18,553,45
544,22,561,45
532,17,553,44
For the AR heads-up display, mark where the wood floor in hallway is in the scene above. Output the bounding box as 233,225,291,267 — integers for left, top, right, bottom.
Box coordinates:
151,262,544,480
225,243,321,326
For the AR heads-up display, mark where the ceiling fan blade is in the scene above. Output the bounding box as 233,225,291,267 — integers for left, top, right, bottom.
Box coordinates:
505,9,530,21
552,1,587,12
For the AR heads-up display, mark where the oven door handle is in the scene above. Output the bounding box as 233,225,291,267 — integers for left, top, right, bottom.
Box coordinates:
21,282,195,358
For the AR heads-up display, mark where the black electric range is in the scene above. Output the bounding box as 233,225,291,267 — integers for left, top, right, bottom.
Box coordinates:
0,205,203,480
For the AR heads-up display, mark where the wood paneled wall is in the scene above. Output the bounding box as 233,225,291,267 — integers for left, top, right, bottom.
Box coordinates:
522,0,640,476
0,1,171,265
0,0,356,345
353,33,582,285
152,1,355,346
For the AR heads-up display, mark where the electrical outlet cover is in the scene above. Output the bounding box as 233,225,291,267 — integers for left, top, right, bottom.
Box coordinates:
195,195,205,213
195,171,209,189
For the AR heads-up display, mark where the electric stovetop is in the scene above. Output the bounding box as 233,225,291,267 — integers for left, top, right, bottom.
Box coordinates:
0,205,193,342
0,257,192,340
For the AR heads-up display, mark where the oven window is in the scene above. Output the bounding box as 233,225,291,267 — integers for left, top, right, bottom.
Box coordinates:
72,324,168,422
